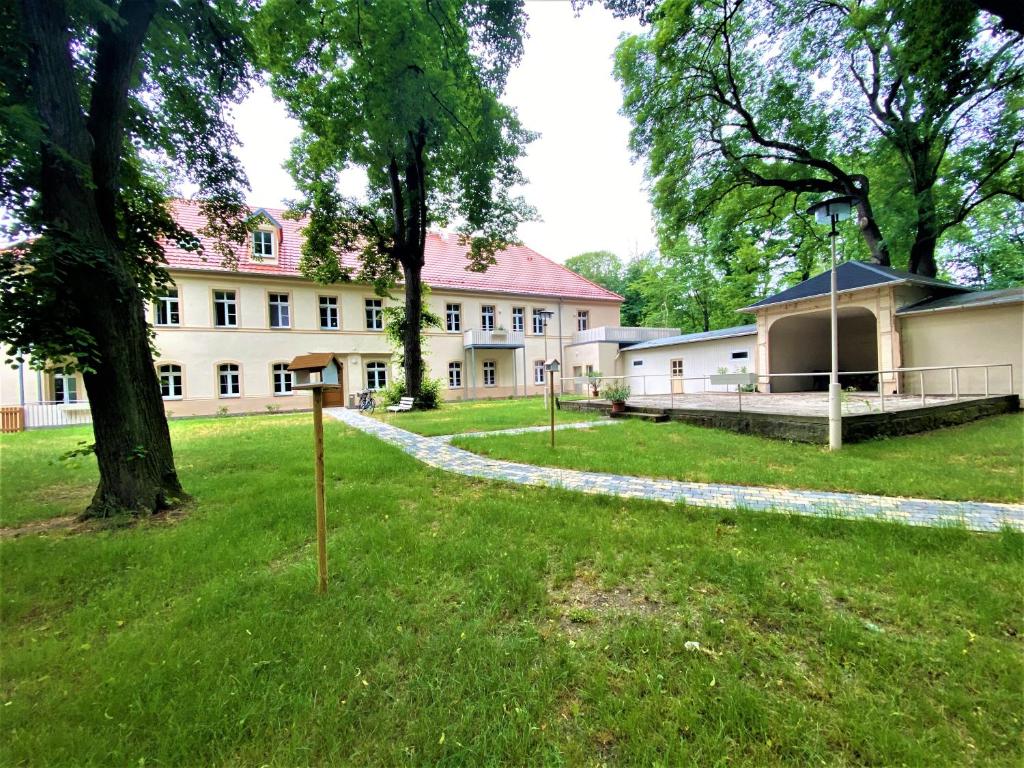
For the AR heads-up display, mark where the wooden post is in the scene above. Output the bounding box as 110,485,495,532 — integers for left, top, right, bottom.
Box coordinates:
312,387,328,594
549,370,555,448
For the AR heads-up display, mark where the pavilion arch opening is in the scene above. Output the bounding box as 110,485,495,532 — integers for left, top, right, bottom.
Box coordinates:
768,307,879,392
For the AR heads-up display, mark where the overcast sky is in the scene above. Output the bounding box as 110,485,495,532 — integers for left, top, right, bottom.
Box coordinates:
230,1,657,264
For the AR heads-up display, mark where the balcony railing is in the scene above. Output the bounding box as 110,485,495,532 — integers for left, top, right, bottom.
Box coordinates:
571,326,680,345
463,328,526,348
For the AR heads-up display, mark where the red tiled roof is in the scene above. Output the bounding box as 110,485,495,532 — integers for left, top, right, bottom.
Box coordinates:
164,200,622,302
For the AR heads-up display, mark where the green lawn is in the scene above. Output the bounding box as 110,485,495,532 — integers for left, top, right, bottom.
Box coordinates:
452,413,1024,503
1,415,1022,766
374,395,592,436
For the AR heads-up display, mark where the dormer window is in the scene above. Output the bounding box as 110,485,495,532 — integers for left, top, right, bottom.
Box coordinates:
252,230,274,259
246,208,282,262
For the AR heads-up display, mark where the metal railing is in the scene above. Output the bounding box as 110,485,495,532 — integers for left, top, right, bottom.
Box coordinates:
558,362,1015,415
571,326,679,345
463,328,525,347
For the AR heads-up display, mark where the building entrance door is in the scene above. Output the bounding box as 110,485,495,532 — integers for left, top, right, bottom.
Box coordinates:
323,364,345,407
670,359,684,394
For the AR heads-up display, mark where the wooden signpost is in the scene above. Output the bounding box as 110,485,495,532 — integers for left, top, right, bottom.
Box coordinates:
288,353,344,594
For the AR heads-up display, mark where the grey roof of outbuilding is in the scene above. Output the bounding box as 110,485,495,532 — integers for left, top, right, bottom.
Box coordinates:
740,261,968,312
622,325,757,352
896,286,1024,315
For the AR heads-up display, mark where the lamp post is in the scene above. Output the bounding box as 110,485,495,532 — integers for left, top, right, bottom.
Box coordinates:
538,309,555,407
545,358,560,448
807,196,857,452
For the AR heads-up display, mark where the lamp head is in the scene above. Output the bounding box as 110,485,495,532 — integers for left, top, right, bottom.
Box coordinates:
807,195,858,225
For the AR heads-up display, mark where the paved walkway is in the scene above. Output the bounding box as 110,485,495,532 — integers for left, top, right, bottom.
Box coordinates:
435,419,622,443
328,408,1024,533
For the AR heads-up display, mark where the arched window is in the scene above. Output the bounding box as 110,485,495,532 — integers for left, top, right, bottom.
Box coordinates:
218,363,240,398
158,364,183,400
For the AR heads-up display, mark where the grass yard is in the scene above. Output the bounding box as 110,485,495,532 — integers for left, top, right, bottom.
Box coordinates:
1,415,1022,766
373,395,592,436
453,412,1024,503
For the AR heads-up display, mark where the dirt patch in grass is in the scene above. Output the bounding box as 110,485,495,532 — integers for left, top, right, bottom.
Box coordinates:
0,505,190,539
547,569,664,638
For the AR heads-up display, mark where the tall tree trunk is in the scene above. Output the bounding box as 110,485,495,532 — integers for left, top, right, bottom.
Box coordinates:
401,258,425,402
75,258,184,518
909,185,939,277
24,0,182,518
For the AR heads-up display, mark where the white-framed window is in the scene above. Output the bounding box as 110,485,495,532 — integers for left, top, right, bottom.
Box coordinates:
366,361,387,390
731,351,749,360
576,310,589,332
268,292,290,328
155,288,180,326
272,363,293,395
448,361,462,389
213,290,237,327
53,370,78,404
671,359,684,378
252,230,274,259
158,364,183,400
218,363,240,398
365,299,383,330
446,303,462,332
319,296,339,330
632,359,643,367
533,360,545,386
481,305,495,331
532,309,546,335
512,307,525,333
483,360,496,387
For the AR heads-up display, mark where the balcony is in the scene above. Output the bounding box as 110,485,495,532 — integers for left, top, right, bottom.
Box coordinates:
572,326,680,345
463,328,525,349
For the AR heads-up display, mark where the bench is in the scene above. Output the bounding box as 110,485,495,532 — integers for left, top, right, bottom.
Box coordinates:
387,396,415,413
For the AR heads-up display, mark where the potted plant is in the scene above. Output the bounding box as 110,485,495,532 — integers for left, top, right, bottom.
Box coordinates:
586,370,603,397
601,383,631,413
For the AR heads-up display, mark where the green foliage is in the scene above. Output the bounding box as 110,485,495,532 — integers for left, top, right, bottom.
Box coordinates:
380,376,444,410
564,251,627,295
0,1,256,371
601,383,632,402
614,0,1024,279
255,0,536,397
383,288,443,366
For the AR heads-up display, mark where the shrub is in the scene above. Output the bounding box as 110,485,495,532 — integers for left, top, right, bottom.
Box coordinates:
380,376,444,410
601,383,631,402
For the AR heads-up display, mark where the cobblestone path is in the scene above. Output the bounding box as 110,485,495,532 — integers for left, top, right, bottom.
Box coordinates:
328,408,1024,533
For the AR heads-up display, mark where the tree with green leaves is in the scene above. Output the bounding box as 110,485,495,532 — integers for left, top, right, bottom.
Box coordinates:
0,2,254,518
564,250,628,295
614,0,1023,277
255,0,535,404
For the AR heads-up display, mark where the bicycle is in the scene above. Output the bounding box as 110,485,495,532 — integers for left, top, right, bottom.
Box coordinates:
357,389,376,414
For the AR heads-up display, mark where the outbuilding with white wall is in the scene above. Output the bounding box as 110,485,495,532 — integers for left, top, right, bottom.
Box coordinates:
618,326,758,395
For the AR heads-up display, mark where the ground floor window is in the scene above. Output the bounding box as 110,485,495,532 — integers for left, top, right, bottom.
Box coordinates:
534,360,545,385
53,370,78,404
483,360,496,387
158,364,183,400
448,361,462,389
272,363,293,395
218,363,240,398
671,359,684,378
366,361,387,390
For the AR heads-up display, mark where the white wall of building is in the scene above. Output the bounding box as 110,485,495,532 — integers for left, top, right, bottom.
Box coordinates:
618,334,757,395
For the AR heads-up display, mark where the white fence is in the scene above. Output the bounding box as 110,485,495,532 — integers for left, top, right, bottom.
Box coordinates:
5,401,94,430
